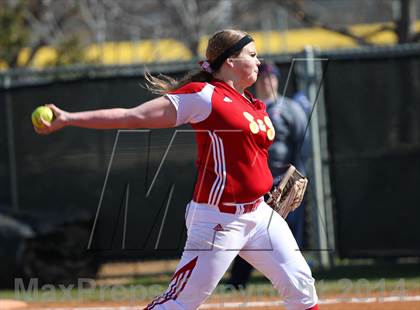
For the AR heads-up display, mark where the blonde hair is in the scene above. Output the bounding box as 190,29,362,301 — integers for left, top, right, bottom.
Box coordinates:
145,29,249,95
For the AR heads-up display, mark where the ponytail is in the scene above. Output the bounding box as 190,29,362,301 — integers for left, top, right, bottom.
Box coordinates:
144,70,213,95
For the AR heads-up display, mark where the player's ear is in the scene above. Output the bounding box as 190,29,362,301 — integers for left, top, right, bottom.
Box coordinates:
225,58,235,68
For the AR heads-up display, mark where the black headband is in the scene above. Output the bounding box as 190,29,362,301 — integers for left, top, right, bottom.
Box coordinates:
210,35,254,71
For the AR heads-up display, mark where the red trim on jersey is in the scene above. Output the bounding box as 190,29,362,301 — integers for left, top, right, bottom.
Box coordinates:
144,256,198,310
306,305,318,310
169,82,207,95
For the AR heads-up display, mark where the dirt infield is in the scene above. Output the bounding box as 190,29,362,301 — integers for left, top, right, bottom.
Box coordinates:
219,302,420,310
0,299,27,309
15,301,420,310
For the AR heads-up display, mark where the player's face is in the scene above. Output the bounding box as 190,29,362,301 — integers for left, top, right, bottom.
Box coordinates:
229,42,261,87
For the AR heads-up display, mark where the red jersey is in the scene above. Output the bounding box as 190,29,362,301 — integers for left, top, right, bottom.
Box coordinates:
166,80,274,205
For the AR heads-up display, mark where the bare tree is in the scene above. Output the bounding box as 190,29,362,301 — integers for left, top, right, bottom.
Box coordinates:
97,0,239,57
279,0,419,45
1,0,419,68
158,0,233,55
0,0,89,68
90,0,419,56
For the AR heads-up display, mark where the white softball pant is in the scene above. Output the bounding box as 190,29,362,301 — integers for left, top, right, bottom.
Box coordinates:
145,200,318,310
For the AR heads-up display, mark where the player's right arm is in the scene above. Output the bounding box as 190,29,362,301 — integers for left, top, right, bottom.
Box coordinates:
34,96,177,135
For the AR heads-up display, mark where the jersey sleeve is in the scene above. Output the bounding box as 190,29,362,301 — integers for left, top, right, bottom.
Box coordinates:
165,83,214,126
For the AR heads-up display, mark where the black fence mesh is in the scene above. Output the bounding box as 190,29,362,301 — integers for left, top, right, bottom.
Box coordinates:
2,74,190,259
1,47,419,263
0,96,10,206
0,63,294,261
323,49,420,257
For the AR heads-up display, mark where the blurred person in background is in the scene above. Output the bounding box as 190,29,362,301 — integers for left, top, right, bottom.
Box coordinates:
228,62,312,289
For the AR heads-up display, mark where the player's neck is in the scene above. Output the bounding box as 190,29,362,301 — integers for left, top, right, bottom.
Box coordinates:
213,73,247,96
215,79,247,96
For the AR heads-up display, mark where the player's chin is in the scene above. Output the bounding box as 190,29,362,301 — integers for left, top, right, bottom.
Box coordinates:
246,75,258,87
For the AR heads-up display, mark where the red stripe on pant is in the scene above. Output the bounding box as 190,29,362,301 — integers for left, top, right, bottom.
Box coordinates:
144,256,198,310
306,305,318,310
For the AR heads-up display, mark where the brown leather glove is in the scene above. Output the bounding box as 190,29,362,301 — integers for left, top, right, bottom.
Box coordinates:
266,165,308,219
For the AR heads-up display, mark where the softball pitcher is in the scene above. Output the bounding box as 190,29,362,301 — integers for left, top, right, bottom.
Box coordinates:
34,29,318,310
